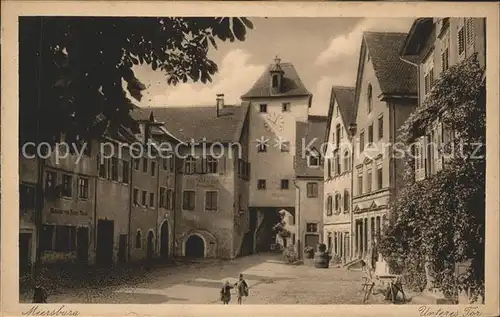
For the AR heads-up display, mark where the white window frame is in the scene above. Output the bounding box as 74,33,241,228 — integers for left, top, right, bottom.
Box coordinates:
307,149,320,167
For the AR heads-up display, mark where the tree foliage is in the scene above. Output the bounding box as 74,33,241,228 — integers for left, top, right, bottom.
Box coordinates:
379,55,486,301
19,17,253,146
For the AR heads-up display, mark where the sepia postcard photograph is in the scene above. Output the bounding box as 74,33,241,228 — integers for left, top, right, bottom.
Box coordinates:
1,1,499,317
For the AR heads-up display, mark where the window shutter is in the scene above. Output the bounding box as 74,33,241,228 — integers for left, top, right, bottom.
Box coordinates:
195,158,203,174
218,156,226,175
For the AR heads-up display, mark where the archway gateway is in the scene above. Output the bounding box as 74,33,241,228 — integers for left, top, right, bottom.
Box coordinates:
185,235,205,258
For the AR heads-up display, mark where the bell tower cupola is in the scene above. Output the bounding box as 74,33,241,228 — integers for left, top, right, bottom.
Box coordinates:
269,55,284,95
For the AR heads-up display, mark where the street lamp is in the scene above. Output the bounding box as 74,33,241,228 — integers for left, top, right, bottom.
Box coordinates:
348,123,357,261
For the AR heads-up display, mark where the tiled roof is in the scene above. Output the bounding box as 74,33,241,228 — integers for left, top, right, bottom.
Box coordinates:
295,117,327,178
363,32,418,96
241,62,312,99
332,86,356,126
131,103,249,143
325,86,356,143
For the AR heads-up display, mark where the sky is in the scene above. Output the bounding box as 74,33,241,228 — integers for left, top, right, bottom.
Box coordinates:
129,17,415,116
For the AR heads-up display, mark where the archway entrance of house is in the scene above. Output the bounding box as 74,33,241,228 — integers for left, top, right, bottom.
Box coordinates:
160,221,169,260
185,235,205,258
146,231,154,260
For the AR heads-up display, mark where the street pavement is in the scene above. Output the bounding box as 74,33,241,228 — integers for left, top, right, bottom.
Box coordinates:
20,253,389,304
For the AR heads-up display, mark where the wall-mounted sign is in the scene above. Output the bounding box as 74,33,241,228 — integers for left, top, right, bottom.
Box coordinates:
50,208,88,216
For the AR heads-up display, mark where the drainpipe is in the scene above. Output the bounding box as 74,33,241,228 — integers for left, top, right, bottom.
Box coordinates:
293,180,301,260
155,153,160,257
348,123,357,261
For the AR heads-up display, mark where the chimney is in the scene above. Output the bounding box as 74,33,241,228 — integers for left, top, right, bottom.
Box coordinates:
216,93,224,117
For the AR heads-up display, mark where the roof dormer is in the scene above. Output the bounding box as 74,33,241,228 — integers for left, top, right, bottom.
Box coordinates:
269,55,284,95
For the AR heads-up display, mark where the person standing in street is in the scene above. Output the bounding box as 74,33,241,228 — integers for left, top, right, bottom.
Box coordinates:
32,280,48,303
235,273,249,305
220,281,233,305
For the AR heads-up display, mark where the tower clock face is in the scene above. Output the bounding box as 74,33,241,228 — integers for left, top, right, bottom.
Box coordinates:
264,113,285,132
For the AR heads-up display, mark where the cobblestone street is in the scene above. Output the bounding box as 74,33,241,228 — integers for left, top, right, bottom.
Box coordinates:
20,254,389,304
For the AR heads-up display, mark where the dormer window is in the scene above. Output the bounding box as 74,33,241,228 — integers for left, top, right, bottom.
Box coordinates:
307,149,320,167
272,75,279,88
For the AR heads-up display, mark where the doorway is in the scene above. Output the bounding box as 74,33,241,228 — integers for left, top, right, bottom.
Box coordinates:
305,234,319,249
96,219,114,265
118,234,127,263
185,235,205,258
19,233,32,273
146,231,154,260
160,221,169,260
76,227,89,264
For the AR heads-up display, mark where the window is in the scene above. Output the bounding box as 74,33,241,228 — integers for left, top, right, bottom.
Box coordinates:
160,187,166,208
166,189,174,210
334,151,340,175
169,157,175,172
343,151,350,172
441,29,450,73
343,190,350,211
149,192,155,208
282,102,291,112
357,170,363,195
62,174,72,197
257,143,267,153
466,18,475,48
135,230,142,249
151,161,156,177
182,190,196,210
367,84,373,113
272,75,278,88
306,223,318,233
142,158,148,173
326,196,333,216
134,159,140,171
205,191,218,211
122,160,130,184
327,159,332,178
334,193,341,213
20,184,36,210
163,158,168,170
377,165,383,189
378,116,384,140
458,23,465,55
367,169,372,193
206,156,218,174
257,179,266,190
308,150,320,167
78,178,89,199
335,124,341,148
111,157,119,181
280,179,289,190
280,141,290,152
359,131,365,153
45,171,57,191
259,104,267,113
141,190,147,206
133,188,139,205
184,156,196,174
41,225,54,251
99,158,108,178
423,54,435,96
306,182,318,198
368,124,373,145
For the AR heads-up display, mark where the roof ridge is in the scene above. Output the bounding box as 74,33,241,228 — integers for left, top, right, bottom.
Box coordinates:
363,31,408,36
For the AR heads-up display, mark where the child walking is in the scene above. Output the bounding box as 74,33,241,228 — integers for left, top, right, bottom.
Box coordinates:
235,274,249,305
220,281,233,305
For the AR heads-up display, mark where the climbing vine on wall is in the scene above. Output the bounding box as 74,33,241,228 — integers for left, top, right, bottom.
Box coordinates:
379,54,486,301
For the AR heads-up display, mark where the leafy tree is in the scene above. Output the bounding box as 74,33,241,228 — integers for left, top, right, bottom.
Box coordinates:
379,54,485,301
19,17,253,147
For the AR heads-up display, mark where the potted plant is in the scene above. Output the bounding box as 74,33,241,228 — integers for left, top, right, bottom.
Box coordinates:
304,246,315,259
314,243,330,268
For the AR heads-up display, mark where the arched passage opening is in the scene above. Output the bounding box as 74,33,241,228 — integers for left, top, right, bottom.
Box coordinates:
146,230,154,260
185,234,205,258
160,221,169,260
